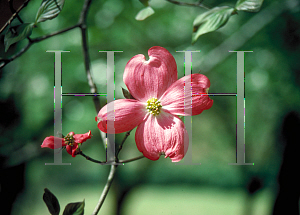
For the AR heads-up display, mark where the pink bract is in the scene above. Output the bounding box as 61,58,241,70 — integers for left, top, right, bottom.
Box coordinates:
41,130,92,157
97,46,213,162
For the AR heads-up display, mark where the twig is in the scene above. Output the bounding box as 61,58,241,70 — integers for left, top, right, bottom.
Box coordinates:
166,0,210,9
77,1,114,214
0,41,32,68
0,0,30,33
119,155,145,163
78,0,92,25
0,24,79,69
78,150,106,164
91,155,144,215
31,24,79,43
80,26,100,110
78,0,101,113
9,0,24,24
92,164,117,215
79,150,145,165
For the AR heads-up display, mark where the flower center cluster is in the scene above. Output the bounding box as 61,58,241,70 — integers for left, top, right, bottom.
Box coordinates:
64,133,74,146
146,98,162,116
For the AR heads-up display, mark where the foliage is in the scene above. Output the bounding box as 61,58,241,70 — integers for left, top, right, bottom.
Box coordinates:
43,188,85,215
1,0,299,214
4,0,65,52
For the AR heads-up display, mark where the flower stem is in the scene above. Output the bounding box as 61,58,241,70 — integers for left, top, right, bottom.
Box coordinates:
78,151,105,164
78,0,101,113
92,164,117,215
91,154,145,215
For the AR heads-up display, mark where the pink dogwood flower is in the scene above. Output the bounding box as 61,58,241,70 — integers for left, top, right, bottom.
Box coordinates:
97,46,213,162
41,131,92,157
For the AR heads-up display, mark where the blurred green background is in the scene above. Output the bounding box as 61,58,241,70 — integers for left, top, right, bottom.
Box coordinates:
1,0,300,214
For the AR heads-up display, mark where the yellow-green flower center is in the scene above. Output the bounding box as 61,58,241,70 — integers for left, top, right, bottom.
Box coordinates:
146,98,162,116
64,134,74,146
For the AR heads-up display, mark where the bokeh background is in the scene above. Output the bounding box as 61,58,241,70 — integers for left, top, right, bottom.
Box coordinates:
1,0,300,214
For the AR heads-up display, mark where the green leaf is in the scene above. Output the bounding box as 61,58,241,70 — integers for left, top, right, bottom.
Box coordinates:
35,0,65,23
63,200,85,215
121,87,135,99
235,0,264,12
192,6,234,44
135,6,155,21
139,0,150,7
43,188,60,215
4,23,34,52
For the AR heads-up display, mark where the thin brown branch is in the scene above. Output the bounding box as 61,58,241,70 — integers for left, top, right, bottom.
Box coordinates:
32,24,79,43
0,24,79,69
78,0,93,25
78,2,112,213
9,0,24,24
90,155,143,215
78,151,106,164
78,0,101,112
0,41,32,69
0,0,30,33
79,150,144,165
119,155,145,163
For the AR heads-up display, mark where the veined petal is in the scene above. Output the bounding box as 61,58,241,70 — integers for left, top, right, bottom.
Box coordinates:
160,74,213,116
73,130,92,144
123,46,178,102
135,110,188,162
97,99,147,134
41,136,66,149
